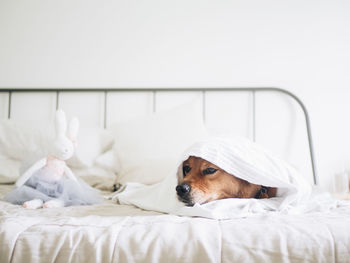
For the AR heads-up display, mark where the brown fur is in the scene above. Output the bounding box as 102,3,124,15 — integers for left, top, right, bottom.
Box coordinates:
177,156,277,205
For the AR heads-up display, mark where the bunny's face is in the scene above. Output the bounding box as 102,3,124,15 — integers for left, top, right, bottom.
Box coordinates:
52,109,79,161
52,136,75,160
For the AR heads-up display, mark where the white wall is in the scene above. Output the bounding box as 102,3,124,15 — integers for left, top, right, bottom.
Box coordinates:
1,0,350,189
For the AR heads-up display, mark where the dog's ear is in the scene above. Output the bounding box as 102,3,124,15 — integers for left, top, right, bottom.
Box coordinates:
260,192,269,199
257,187,277,199
267,187,277,198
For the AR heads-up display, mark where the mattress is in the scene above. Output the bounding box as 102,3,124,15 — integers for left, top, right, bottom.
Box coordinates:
1,184,350,263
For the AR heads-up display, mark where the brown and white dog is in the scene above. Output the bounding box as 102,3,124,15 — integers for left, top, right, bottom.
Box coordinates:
176,156,277,206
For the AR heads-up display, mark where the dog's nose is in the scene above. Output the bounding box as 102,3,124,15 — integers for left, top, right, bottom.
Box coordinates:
176,184,191,196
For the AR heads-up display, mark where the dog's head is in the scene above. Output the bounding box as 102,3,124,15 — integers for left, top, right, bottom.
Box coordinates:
176,156,264,206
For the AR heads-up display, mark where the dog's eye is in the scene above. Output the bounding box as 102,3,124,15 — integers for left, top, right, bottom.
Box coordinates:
183,165,191,177
203,168,218,175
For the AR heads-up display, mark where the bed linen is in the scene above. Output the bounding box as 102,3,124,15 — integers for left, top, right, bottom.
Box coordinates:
1,184,350,263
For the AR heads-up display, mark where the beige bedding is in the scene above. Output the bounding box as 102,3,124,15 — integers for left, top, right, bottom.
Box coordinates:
1,184,350,263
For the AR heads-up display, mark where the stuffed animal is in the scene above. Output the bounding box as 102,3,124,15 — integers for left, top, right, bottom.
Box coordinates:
3,109,103,209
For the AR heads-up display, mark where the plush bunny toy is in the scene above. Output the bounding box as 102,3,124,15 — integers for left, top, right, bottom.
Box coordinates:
4,109,102,209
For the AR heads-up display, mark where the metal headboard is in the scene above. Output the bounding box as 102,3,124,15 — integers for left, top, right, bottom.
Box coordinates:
0,87,318,184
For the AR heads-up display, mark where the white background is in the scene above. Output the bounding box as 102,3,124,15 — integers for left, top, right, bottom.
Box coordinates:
1,0,350,189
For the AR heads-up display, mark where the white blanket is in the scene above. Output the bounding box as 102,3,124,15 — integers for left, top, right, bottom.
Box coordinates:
112,137,335,219
2,180,350,263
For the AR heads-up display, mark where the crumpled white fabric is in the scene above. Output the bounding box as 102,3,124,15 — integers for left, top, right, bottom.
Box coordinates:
112,137,336,219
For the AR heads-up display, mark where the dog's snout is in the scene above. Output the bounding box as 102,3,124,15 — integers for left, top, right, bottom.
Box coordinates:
176,184,191,196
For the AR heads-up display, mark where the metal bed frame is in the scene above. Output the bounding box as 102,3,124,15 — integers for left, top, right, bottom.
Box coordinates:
0,87,318,184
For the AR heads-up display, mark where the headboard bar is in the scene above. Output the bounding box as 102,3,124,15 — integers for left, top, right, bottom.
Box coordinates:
56,91,59,110
0,87,318,185
103,91,108,129
7,91,12,119
252,90,256,142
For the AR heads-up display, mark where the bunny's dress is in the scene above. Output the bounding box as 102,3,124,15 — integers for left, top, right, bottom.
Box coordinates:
4,156,103,206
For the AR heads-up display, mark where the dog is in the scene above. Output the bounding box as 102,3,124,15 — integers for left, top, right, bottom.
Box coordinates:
176,156,277,206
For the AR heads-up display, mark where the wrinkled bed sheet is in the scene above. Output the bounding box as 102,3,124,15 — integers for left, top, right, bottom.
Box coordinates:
1,184,350,263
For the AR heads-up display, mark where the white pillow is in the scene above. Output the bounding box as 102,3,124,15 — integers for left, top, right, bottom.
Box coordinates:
110,99,208,185
94,149,120,173
0,120,114,182
0,156,21,183
67,128,114,168
0,120,52,174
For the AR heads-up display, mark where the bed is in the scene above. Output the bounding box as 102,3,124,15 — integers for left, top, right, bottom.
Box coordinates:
0,88,349,263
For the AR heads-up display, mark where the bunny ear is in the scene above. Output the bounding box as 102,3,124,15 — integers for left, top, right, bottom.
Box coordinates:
55,109,67,137
68,117,79,141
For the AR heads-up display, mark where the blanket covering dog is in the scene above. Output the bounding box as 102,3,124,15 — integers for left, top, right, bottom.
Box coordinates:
112,137,337,219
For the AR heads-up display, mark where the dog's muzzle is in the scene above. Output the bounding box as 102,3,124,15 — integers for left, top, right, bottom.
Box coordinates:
176,183,192,204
